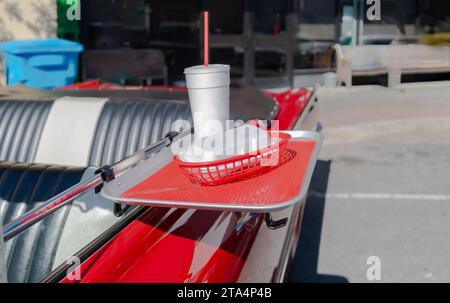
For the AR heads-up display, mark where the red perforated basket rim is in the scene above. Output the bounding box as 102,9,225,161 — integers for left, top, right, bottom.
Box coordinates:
173,132,291,186
173,132,291,166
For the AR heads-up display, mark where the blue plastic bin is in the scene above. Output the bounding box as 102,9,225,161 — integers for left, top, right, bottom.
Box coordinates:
0,39,84,89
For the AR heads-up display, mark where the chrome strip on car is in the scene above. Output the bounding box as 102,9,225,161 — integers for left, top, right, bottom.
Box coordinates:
1,130,189,241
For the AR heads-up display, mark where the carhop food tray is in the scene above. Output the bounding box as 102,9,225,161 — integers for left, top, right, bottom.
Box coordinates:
102,131,322,212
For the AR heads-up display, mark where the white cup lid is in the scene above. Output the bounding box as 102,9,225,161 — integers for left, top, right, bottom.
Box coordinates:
184,64,230,75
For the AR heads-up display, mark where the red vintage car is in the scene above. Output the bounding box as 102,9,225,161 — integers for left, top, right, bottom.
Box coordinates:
0,82,320,283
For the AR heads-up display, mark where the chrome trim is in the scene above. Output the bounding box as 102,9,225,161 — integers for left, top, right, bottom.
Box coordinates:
272,200,305,282
40,205,147,283
294,89,318,131
2,175,104,241
1,129,192,242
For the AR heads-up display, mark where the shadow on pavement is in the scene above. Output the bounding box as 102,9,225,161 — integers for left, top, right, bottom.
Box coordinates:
289,160,349,283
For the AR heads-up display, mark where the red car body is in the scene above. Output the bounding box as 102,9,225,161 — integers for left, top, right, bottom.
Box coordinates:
52,83,316,283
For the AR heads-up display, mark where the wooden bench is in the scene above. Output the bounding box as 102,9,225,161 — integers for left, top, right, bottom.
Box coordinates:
334,44,450,87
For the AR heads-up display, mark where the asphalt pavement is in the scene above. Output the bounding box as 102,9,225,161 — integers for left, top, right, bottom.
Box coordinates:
290,81,450,282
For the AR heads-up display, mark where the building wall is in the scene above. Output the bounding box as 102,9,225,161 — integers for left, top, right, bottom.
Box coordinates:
0,0,57,41
0,0,57,86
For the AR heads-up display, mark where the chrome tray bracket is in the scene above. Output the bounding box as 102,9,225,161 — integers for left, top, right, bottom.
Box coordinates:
265,213,288,230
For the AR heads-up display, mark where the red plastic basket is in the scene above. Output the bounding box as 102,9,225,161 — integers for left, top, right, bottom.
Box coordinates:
174,132,292,186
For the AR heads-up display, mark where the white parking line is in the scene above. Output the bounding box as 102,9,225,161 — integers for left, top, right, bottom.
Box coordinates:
308,191,450,201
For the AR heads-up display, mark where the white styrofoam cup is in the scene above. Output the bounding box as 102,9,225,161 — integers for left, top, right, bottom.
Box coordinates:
184,64,230,139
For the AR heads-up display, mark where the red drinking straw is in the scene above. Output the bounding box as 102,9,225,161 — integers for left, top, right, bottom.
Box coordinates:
203,11,209,67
